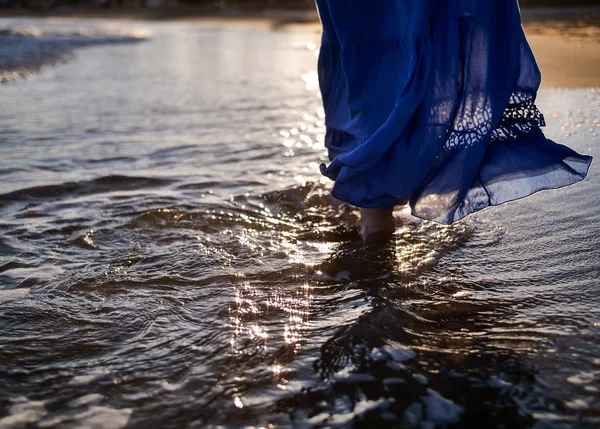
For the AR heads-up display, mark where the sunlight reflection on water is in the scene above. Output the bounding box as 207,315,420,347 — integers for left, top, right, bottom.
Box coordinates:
0,18,599,429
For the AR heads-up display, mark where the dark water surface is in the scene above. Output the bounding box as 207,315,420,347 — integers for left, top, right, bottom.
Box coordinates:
0,19,599,428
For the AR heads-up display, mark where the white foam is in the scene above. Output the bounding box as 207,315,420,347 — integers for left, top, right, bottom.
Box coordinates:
487,377,512,389
306,412,330,425
0,397,47,427
68,394,105,408
70,406,132,429
68,369,107,386
400,402,423,428
327,413,354,426
422,388,464,425
333,367,375,383
566,370,600,385
4,25,150,43
0,24,150,83
160,381,182,392
417,257,438,269
38,415,64,428
0,288,30,304
531,412,600,426
353,398,387,416
413,374,429,385
381,342,416,362
313,270,350,282
312,398,388,426
565,398,589,410
370,348,388,361
2,266,64,281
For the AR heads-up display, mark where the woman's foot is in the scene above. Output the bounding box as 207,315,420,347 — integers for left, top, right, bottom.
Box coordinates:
359,208,395,241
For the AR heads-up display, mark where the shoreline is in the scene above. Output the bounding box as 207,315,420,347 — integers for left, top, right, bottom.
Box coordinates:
1,6,598,88
1,5,599,25
1,5,599,35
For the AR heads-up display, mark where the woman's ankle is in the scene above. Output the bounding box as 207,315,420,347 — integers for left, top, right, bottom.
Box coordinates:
359,208,395,241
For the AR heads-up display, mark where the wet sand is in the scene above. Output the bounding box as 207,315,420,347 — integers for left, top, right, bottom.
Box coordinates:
522,11,600,88
528,33,600,88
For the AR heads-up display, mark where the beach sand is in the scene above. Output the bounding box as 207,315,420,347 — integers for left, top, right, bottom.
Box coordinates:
522,13,600,88
1,6,598,88
527,33,599,88
282,18,600,88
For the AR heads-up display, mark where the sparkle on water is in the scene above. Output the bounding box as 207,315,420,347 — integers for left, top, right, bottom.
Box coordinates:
0,18,599,428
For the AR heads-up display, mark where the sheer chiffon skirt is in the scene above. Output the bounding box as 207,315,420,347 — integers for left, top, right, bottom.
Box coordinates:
316,0,592,224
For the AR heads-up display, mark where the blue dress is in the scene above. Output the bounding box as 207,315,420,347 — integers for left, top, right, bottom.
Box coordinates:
316,0,592,224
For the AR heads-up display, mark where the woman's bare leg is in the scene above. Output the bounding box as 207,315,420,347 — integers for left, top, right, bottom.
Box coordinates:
359,208,395,241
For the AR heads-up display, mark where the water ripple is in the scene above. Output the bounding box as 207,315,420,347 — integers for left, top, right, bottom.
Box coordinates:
0,18,598,428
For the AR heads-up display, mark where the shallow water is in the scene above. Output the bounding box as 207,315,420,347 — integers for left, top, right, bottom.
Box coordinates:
0,18,599,429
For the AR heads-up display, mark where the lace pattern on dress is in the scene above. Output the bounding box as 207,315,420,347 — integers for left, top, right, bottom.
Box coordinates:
443,91,545,151
443,98,493,151
490,91,546,142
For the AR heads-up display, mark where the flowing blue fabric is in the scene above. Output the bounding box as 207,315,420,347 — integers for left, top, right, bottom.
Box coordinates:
316,0,592,224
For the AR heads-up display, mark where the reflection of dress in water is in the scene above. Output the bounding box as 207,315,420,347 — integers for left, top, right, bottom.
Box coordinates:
316,0,592,224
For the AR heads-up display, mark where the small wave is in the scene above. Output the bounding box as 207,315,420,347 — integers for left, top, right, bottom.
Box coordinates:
2,25,150,43
0,395,131,429
0,175,174,204
0,24,150,83
86,156,137,165
177,180,264,191
0,288,30,304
